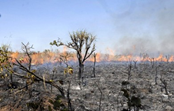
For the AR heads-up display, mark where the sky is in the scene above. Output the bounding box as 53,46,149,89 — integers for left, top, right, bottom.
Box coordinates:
0,0,174,56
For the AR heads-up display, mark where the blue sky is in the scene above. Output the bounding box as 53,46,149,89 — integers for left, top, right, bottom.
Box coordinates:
0,0,174,55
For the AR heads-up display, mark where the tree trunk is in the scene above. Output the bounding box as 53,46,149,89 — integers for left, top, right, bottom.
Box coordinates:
93,67,95,77
93,53,96,77
10,74,13,82
78,63,84,80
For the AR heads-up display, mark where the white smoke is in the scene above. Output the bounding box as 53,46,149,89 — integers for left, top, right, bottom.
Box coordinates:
98,0,174,55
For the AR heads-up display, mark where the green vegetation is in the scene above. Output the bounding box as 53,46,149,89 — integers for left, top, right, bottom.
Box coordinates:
0,44,14,83
0,30,173,111
50,30,96,80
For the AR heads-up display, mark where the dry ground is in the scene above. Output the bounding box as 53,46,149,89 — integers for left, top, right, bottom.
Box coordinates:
0,61,174,111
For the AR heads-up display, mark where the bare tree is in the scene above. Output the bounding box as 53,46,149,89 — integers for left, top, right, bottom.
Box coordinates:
127,61,132,81
13,43,65,97
59,51,73,67
50,30,96,80
67,81,73,111
92,53,97,77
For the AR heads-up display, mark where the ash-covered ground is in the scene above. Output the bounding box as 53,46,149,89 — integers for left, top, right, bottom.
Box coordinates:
1,61,174,111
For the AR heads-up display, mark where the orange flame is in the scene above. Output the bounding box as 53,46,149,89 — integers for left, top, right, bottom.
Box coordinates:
106,48,115,61
9,49,174,65
88,53,101,62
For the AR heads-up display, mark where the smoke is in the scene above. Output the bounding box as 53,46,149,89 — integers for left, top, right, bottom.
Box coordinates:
98,0,174,56
155,3,174,55
116,37,155,55
98,0,135,18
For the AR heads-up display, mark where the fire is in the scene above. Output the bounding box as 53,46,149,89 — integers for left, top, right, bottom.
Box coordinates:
10,52,19,63
8,49,174,65
169,56,174,62
88,53,101,62
31,53,44,65
106,48,115,61
96,53,101,62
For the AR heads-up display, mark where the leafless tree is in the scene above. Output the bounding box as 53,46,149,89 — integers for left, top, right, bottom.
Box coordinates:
92,53,97,77
127,61,132,80
59,51,73,67
13,43,65,97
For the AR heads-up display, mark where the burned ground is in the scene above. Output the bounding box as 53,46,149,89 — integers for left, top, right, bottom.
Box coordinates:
0,61,174,111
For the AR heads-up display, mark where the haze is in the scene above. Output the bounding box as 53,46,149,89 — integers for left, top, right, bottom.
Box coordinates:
0,0,174,56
